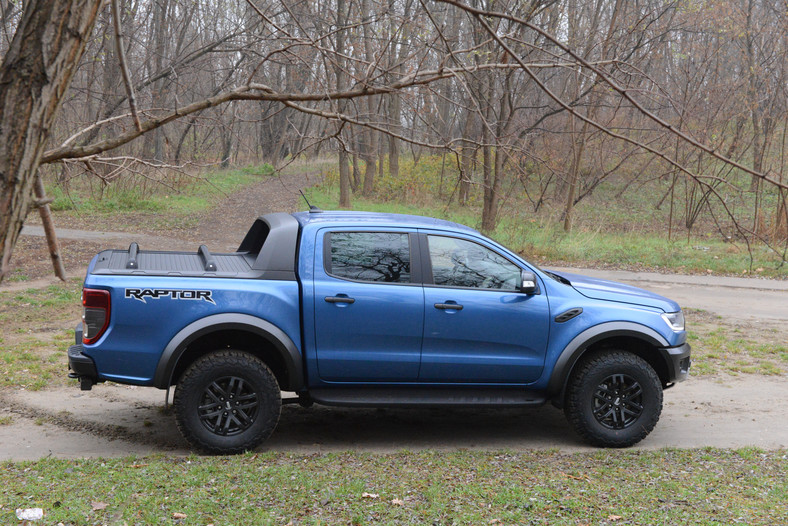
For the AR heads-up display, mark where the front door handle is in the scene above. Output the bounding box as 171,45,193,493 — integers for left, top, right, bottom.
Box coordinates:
325,296,355,304
434,302,463,311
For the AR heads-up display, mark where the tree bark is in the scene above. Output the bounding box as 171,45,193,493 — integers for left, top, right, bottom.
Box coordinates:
458,111,476,205
0,0,104,282
335,0,351,208
34,175,67,281
360,0,378,196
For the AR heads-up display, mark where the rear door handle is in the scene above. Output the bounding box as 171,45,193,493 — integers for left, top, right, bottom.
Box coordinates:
325,296,355,304
434,303,463,310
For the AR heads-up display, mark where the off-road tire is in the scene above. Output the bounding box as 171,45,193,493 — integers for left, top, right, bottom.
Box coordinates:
174,350,281,454
565,350,662,448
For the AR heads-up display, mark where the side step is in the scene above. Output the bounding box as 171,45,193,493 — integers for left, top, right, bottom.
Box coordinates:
308,387,547,408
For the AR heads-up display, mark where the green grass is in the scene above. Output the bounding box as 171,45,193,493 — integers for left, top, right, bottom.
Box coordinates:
48,163,275,216
0,339,69,391
0,280,82,323
0,280,82,390
687,324,788,377
1,449,785,525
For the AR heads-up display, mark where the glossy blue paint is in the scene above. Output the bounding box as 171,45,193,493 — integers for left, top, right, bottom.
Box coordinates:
310,226,424,381
81,272,301,385
417,228,550,384
421,286,550,383
548,270,681,312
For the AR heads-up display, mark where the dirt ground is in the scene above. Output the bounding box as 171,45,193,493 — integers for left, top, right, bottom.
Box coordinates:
1,374,787,460
2,169,787,460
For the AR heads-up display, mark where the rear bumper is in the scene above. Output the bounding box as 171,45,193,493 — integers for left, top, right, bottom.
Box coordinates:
660,342,691,384
68,344,98,390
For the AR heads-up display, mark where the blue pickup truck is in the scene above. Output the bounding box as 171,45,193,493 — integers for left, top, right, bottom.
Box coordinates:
68,210,690,453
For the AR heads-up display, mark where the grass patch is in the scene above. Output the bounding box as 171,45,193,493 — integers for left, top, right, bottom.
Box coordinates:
0,280,82,390
0,449,786,524
44,163,278,233
686,311,788,377
49,164,275,216
0,280,82,326
0,341,67,391
0,415,12,425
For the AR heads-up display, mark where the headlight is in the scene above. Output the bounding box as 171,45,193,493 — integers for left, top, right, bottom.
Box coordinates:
661,311,685,331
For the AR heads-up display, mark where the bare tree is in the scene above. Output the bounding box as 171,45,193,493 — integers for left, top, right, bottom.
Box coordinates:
0,0,104,281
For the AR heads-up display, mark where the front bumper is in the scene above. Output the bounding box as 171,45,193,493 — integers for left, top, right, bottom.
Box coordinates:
659,342,691,385
68,344,98,390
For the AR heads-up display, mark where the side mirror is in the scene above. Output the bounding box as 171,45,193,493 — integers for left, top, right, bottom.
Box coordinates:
520,271,538,294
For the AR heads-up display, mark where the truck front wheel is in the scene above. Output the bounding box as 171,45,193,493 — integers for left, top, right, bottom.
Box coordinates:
174,350,281,454
564,350,662,448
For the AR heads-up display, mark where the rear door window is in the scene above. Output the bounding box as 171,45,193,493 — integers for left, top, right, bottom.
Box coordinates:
327,232,411,283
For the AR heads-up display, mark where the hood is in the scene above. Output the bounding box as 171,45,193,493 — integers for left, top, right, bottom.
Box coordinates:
547,270,681,312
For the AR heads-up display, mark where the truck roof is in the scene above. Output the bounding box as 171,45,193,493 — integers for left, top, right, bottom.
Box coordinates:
291,210,479,234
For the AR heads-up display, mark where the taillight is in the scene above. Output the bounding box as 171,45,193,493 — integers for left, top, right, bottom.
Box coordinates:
82,288,111,344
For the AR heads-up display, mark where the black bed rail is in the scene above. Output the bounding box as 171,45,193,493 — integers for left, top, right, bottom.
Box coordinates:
126,242,139,269
198,245,218,272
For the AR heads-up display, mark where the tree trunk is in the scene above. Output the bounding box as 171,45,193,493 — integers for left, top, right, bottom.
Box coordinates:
458,112,476,205
0,0,104,282
480,98,493,231
360,0,377,196
339,150,351,208
388,92,401,180
34,175,66,281
385,0,413,182
563,117,589,232
351,152,361,191
744,0,764,192
143,0,168,161
335,0,351,207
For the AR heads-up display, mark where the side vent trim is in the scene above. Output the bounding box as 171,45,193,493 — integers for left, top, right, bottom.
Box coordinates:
555,307,583,323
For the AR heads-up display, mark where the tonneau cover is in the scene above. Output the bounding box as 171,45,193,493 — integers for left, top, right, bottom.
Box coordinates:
89,212,299,280
91,249,259,278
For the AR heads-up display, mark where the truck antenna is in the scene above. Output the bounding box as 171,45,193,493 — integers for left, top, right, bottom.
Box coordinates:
299,190,322,212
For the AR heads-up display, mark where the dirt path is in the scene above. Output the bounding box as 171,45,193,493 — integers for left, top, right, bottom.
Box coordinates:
2,375,787,460
189,168,318,251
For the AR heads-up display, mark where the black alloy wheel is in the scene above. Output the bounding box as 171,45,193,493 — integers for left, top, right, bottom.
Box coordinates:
197,376,260,436
591,373,643,430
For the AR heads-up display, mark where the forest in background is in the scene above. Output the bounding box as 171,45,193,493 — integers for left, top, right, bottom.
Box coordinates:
1,0,786,268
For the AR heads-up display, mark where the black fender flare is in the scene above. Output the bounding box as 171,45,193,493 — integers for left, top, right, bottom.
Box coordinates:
153,313,303,390
547,321,669,400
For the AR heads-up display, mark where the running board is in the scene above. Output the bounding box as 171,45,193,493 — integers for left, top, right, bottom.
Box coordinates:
308,387,547,408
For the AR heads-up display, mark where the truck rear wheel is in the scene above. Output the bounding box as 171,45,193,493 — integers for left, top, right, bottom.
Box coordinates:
174,350,281,454
565,350,662,448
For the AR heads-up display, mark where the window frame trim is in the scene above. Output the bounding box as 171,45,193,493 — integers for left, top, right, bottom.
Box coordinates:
322,230,423,286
